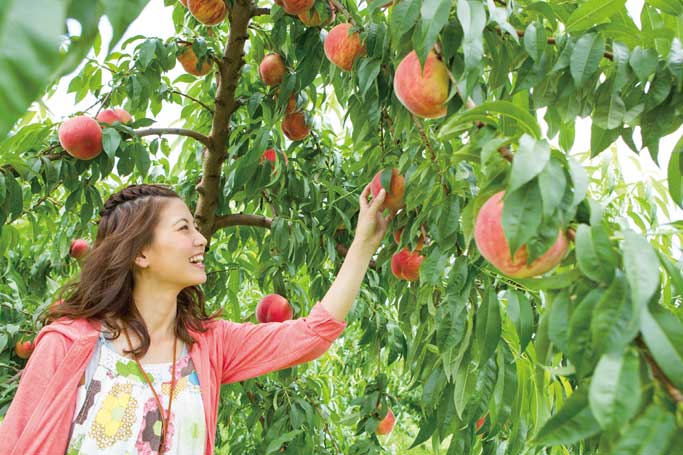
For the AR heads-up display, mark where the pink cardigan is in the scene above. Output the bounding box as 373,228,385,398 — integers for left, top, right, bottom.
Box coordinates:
0,302,346,455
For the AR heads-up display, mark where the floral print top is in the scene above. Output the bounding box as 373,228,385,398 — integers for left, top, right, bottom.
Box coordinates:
65,330,206,455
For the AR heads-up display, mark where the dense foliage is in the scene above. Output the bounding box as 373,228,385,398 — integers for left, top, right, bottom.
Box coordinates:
1,0,683,453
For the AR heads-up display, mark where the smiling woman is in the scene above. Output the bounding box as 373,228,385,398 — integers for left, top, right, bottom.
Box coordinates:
0,182,391,455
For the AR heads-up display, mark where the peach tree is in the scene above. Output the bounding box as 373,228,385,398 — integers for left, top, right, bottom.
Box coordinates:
1,0,683,453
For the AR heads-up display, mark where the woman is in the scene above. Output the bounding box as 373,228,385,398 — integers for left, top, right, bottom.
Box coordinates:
0,182,392,455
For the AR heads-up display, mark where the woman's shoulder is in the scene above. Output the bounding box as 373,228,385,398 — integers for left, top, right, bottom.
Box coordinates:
36,317,102,346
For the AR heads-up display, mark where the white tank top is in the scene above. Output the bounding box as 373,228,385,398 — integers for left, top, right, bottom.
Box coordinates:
65,330,206,454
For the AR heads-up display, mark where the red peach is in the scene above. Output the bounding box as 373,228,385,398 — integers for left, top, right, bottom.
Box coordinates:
58,116,103,160
298,0,335,26
393,226,425,251
282,0,314,14
259,54,287,86
474,191,569,278
69,239,90,259
394,50,449,119
281,111,311,141
391,248,424,281
177,44,213,76
256,294,294,323
376,408,396,435
15,340,34,360
96,108,132,125
187,0,228,25
260,148,289,173
370,168,406,212
324,23,366,71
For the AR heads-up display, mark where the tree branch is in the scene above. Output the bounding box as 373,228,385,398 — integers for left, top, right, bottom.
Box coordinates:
252,7,270,16
213,213,273,231
135,127,211,147
495,26,614,61
169,88,215,114
635,335,683,405
194,0,252,242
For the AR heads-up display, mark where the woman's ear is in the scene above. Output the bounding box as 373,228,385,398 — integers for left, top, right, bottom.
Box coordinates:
134,249,150,269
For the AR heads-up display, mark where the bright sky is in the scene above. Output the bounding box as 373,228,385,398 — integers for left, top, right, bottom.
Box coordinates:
46,0,683,223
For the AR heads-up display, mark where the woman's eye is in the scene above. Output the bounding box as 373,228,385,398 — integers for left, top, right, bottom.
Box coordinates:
180,225,189,230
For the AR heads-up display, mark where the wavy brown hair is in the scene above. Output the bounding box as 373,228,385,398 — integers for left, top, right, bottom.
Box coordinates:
42,184,222,357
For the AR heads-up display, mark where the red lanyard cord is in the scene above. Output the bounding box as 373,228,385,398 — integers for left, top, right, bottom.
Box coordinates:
123,326,177,454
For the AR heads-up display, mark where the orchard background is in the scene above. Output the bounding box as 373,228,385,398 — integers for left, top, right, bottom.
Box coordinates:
2,0,683,453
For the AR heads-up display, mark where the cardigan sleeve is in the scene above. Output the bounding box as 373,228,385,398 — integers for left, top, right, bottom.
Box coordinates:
217,301,347,384
0,330,68,454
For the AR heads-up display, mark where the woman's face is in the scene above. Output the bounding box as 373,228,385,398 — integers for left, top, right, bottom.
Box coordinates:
134,198,208,289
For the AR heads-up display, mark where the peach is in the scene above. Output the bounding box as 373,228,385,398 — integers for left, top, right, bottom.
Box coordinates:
69,239,90,259
391,248,424,281
324,23,365,71
376,408,396,435
256,294,293,323
393,225,425,251
476,416,486,431
96,108,132,125
177,44,213,76
370,168,405,212
393,50,449,119
285,93,298,114
187,0,227,25
58,116,103,160
260,148,289,174
281,111,311,141
474,191,569,278
15,340,34,360
282,0,314,15
259,53,287,86
298,0,335,26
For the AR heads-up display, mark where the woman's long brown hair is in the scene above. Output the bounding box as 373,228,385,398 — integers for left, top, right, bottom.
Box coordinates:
42,184,222,357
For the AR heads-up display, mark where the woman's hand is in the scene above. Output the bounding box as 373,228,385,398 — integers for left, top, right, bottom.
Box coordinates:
352,184,395,255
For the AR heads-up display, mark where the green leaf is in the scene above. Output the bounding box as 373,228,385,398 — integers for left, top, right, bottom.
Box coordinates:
102,128,121,159
567,289,604,378
102,0,152,54
537,158,567,217
575,224,616,284
589,349,641,431
570,33,605,87
629,46,659,81
565,0,626,32
507,134,550,193
409,413,437,449
390,0,420,40
457,0,486,69
593,87,626,130
645,0,683,16
0,0,68,139
667,38,683,85
590,123,621,157
476,289,502,366
533,386,601,446
640,304,683,389
667,133,683,208
414,0,451,62
440,101,541,140
611,404,676,455
506,290,533,352
622,230,660,313
524,22,546,62
591,271,639,356
501,181,542,258
265,429,303,453
568,157,589,207
548,291,571,355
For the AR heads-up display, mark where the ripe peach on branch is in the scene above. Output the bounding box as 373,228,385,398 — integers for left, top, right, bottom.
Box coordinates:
474,191,569,278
